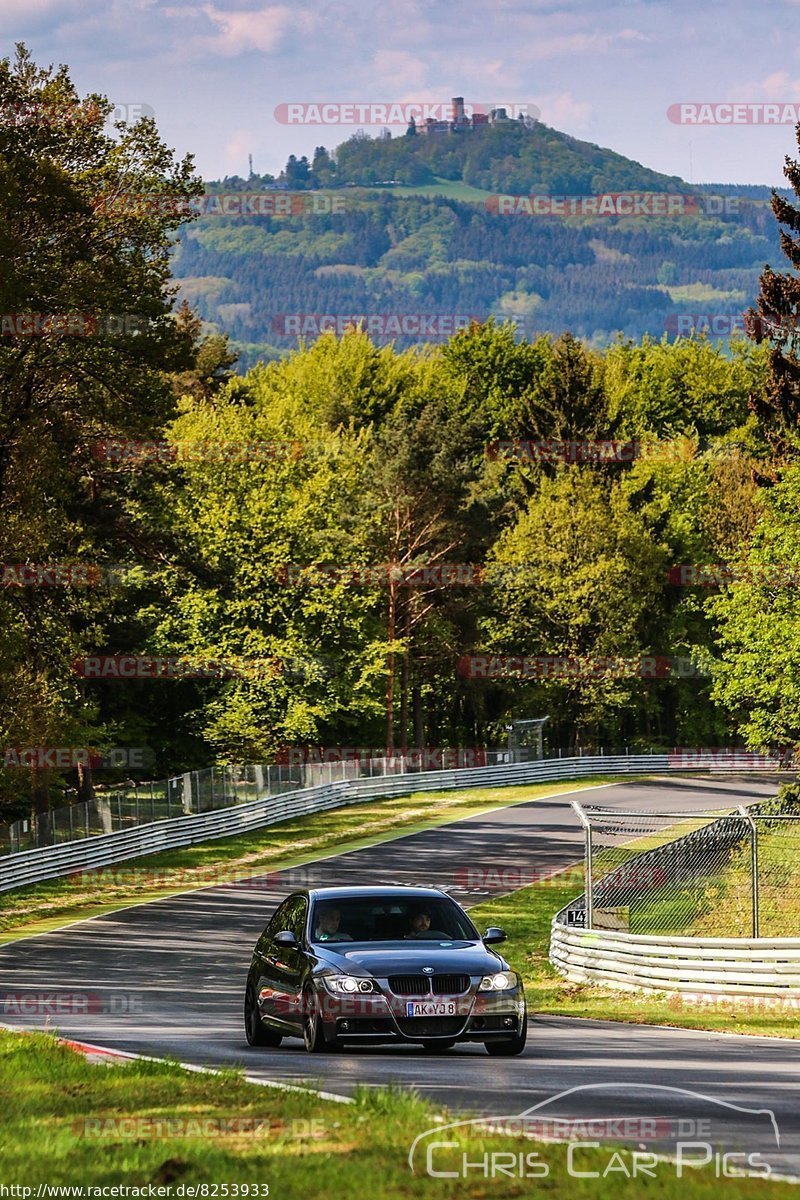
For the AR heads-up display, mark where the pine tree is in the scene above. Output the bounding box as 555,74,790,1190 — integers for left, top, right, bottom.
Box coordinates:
748,128,800,456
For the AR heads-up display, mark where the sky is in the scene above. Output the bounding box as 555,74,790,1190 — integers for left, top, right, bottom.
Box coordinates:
5,0,800,186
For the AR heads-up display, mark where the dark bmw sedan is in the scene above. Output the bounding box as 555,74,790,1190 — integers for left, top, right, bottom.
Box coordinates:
244,885,527,1054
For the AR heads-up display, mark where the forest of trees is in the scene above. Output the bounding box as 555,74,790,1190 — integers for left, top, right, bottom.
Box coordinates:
176,189,780,363
5,47,800,826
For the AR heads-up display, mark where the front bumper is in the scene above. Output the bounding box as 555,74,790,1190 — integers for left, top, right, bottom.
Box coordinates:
317,979,526,1043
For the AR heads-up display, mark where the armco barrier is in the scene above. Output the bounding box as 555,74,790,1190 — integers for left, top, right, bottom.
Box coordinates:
550,795,800,1000
0,753,666,892
550,921,800,999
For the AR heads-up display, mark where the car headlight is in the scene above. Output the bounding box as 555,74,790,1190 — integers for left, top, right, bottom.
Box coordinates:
478,971,518,991
322,975,377,994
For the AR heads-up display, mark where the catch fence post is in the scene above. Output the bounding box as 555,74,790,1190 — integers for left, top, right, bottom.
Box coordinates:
572,800,593,929
738,806,759,938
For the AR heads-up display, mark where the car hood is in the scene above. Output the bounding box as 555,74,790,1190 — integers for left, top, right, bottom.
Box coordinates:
313,940,509,976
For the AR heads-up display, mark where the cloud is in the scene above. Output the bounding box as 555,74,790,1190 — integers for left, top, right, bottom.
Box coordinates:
1,0,71,15
0,0,84,33
755,71,800,99
516,27,651,61
370,51,429,90
223,127,254,171
168,3,313,57
535,90,593,131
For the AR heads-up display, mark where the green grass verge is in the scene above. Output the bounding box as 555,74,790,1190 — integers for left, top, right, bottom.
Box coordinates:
589,813,740,937
469,869,800,1039
0,1029,789,1195
356,177,494,202
588,817,800,940
0,776,630,942
690,825,800,939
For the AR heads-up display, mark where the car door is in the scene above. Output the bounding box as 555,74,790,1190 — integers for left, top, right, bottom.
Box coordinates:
280,894,310,1029
258,894,308,1032
252,899,291,1029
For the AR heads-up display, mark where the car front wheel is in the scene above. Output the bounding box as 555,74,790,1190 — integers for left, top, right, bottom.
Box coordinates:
484,1014,527,1057
302,985,337,1053
245,983,282,1047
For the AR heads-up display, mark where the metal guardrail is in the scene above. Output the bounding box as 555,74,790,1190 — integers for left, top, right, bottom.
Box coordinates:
550,794,800,999
2,744,740,856
0,752,663,893
550,922,800,999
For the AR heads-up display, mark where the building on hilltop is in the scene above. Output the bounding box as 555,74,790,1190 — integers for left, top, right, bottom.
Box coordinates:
407,97,533,136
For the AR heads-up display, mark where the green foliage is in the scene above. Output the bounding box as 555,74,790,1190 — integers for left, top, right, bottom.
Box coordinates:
334,120,687,196
0,45,203,822
4,47,793,818
480,470,667,740
711,465,800,748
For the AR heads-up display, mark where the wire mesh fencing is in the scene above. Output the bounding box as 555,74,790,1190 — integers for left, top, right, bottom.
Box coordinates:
566,796,800,938
0,748,524,856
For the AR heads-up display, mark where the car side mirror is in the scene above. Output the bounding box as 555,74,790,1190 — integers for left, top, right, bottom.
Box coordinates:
483,926,507,945
274,929,299,948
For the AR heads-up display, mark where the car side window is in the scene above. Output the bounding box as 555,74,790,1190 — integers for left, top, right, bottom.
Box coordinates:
285,896,308,943
262,899,291,943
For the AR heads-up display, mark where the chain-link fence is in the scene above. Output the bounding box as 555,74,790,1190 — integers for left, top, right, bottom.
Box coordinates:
1,749,532,855
566,796,800,938
1,745,791,860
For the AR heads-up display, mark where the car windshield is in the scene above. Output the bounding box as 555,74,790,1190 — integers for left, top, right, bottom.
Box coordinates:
309,896,478,943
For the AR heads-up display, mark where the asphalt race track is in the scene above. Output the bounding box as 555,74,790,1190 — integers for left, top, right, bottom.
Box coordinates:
3,774,799,1177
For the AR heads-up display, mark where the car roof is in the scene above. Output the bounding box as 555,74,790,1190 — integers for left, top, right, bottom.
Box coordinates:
304,885,449,900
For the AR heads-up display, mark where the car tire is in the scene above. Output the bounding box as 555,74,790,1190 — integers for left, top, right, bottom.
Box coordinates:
484,1015,527,1057
421,1040,456,1053
302,985,336,1053
245,983,282,1047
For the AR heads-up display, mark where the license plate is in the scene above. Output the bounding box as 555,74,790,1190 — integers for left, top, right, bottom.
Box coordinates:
405,1000,456,1017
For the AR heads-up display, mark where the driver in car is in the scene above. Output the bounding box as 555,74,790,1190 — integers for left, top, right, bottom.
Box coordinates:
404,908,445,938
314,906,353,942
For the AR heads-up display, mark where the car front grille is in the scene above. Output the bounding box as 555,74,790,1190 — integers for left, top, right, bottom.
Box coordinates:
388,975,430,996
396,1016,465,1038
431,974,470,995
388,973,471,996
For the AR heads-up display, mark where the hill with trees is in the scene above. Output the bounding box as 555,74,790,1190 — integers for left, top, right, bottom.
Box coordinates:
173,123,783,364
5,46,800,828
